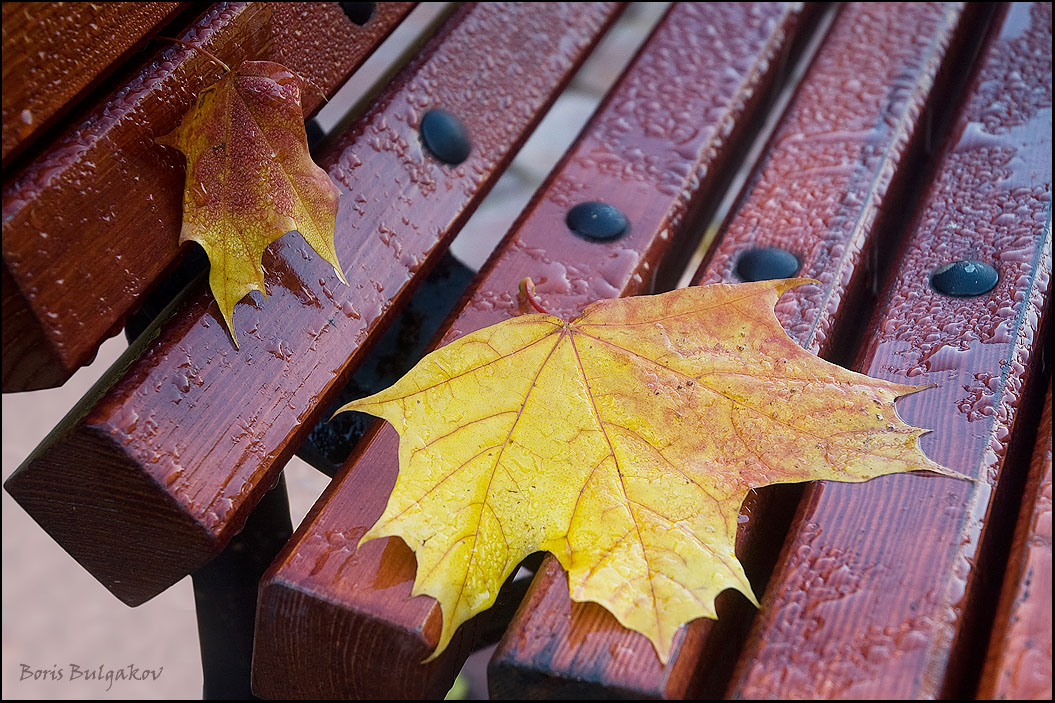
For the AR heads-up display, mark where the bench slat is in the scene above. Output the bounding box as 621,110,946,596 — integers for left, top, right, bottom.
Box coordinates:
730,3,1052,697
1,1,187,166
978,382,1052,700
1,1,414,392
252,3,819,698
489,3,985,697
4,1,622,607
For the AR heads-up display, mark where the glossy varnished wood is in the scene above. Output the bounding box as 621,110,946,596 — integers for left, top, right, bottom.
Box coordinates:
1,1,414,392
490,3,986,697
978,383,1052,700
730,3,1052,697
253,3,819,698
4,2,621,607
1,1,186,166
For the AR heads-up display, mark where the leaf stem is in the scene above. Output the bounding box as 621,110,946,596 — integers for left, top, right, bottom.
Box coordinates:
156,36,231,73
519,277,552,315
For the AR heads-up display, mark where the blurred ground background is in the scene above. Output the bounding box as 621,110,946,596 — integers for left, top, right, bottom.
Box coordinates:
2,4,669,699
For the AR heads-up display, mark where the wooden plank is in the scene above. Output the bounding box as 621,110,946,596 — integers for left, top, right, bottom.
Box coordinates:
252,4,820,699
1,2,186,166
4,2,622,607
978,382,1052,700
489,1,991,696
488,3,987,698
1,1,415,392
730,3,1052,698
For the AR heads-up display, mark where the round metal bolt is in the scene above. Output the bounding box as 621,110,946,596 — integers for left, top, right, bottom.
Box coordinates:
420,109,471,165
735,247,801,282
565,201,629,241
930,260,998,297
340,2,375,25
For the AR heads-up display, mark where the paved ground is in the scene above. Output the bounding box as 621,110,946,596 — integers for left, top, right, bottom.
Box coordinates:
2,4,666,699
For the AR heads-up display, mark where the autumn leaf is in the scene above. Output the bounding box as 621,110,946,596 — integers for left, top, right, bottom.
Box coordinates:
336,279,963,663
159,60,345,344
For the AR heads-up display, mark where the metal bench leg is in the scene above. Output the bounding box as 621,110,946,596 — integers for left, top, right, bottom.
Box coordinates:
192,475,293,699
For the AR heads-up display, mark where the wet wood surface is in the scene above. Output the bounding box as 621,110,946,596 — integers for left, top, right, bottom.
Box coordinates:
978,383,1052,700
489,3,990,697
4,1,621,607
4,2,1050,700
730,3,1052,697
1,2,186,166
1,1,414,392
251,3,820,699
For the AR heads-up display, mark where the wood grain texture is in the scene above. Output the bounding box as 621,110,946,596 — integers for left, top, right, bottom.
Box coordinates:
252,3,818,699
1,1,186,166
730,3,1052,698
978,382,1052,700
4,1,621,608
1,1,414,392
489,3,984,698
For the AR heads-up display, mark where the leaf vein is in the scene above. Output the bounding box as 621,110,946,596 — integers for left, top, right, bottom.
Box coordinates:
567,332,663,639
447,331,564,614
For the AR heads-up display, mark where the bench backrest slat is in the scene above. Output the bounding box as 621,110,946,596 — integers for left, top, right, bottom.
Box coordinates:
731,3,1052,697
1,2,414,392
978,383,1052,700
490,2,987,697
1,1,186,166
253,3,820,698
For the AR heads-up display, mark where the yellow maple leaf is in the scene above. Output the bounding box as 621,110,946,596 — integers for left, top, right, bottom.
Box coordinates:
159,60,345,344
337,279,963,663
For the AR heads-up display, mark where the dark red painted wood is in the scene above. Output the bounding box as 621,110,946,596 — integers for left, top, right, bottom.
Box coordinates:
489,3,986,698
731,3,1052,697
1,2,187,166
252,3,819,698
1,1,414,392
4,2,622,607
978,382,1051,700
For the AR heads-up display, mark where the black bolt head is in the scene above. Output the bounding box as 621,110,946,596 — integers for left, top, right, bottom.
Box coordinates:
420,109,471,165
566,201,629,241
930,260,998,297
735,247,801,282
340,2,375,25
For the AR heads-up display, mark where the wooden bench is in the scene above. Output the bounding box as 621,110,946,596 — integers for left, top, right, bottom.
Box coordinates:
3,2,1050,699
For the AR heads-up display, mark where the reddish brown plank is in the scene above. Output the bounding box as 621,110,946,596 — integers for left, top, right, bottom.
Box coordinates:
979,382,1052,700
252,3,820,699
1,2,186,166
1,1,415,392
488,3,988,698
4,2,621,607
730,3,1052,698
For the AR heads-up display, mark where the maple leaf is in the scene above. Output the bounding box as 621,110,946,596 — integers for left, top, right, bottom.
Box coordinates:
158,60,345,343
336,279,963,663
